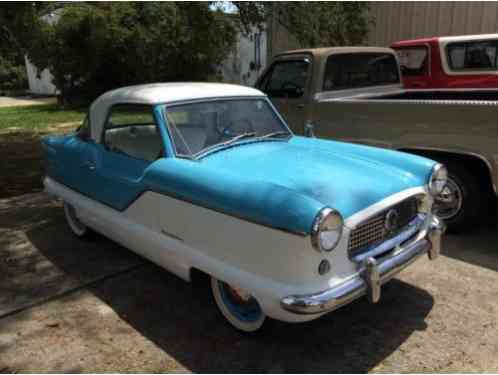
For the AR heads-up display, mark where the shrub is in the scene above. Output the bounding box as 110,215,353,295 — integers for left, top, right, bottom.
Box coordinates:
30,3,237,105
0,57,27,93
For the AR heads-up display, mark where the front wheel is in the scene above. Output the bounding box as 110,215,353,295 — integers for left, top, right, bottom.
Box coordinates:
63,202,90,238
433,164,484,233
210,277,266,333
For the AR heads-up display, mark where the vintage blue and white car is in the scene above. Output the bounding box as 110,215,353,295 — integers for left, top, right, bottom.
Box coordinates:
42,83,445,332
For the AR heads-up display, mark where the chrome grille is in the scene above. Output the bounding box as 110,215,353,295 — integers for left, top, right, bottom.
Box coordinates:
348,197,419,257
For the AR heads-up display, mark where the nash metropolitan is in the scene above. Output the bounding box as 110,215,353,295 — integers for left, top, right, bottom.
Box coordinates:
42,83,445,332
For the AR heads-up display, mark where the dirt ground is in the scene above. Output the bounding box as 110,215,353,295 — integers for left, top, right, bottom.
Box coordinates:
0,130,77,199
0,192,497,373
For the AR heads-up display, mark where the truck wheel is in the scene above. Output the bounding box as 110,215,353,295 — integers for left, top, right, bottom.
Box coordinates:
211,276,266,333
63,202,90,238
433,164,482,233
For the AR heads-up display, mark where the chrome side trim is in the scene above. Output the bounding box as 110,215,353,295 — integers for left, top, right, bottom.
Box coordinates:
161,229,184,242
315,84,404,101
280,216,443,315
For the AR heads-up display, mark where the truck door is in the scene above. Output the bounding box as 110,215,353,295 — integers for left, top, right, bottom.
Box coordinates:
256,55,312,134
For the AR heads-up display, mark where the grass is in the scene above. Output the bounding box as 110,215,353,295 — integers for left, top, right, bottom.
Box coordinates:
0,104,86,132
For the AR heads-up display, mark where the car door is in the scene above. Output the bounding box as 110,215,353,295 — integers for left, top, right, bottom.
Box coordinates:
256,55,312,134
80,103,164,211
56,115,97,193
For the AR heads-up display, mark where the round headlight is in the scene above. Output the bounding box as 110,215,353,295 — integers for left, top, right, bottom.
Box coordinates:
428,163,448,196
311,208,343,252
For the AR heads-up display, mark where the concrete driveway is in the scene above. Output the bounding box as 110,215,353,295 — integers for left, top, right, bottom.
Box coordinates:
1,193,497,373
0,96,55,108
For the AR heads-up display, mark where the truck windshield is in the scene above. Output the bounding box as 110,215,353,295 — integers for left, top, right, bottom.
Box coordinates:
323,53,400,91
164,99,291,158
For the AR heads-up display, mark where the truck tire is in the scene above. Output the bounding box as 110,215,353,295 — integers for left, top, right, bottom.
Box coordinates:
433,163,483,233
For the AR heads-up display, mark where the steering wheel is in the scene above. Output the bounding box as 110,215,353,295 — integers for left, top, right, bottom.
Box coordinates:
216,119,254,140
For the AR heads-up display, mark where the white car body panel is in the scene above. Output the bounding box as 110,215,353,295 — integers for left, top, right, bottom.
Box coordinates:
44,176,432,323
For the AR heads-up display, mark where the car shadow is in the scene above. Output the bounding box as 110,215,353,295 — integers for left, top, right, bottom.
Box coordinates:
0,194,144,317
442,213,498,273
22,198,435,373
87,268,433,373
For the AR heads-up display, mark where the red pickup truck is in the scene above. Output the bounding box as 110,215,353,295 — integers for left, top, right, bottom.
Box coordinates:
391,34,498,89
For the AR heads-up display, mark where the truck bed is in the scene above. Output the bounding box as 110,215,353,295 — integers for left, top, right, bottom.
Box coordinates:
371,89,498,102
311,88,498,187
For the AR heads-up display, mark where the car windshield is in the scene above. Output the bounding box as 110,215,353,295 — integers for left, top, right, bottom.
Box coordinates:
164,99,291,158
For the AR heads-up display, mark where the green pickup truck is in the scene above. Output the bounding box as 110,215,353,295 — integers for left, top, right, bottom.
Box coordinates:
256,46,498,233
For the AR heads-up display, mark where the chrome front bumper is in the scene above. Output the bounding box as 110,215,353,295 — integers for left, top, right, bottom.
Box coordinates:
281,215,445,315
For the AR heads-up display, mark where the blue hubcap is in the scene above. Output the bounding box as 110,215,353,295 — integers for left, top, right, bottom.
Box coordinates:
218,281,262,323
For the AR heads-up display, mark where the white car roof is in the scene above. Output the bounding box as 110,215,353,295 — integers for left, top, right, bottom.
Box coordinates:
89,82,265,142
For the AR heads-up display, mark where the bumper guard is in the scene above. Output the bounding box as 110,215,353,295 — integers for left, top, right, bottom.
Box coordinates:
281,215,445,315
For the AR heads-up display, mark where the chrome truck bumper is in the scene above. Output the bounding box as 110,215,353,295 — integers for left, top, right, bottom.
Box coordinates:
281,215,445,315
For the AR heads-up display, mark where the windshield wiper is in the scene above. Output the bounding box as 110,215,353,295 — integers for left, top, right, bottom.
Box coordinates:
258,131,291,140
195,132,257,158
225,131,257,144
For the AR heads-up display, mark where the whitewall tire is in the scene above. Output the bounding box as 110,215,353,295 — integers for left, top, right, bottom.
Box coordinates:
211,276,266,333
63,202,88,238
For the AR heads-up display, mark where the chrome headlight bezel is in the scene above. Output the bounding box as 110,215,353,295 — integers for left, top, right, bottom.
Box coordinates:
311,208,343,252
428,163,448,196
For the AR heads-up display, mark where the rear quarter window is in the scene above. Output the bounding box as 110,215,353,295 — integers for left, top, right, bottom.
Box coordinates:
395,47,429,76
323,53,400,91
447,40,498,70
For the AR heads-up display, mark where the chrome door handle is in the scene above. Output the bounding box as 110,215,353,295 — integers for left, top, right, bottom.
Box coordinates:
81,161,96,171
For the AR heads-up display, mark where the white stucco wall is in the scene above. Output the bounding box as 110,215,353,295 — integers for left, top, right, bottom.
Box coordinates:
221,29,267,86
25,56,57,96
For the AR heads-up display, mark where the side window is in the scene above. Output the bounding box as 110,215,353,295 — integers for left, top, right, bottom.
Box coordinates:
323,53,399,91
103,104,162,162
77,115,91,141
396,47,429,76
447,40,498,70
260,60,310,99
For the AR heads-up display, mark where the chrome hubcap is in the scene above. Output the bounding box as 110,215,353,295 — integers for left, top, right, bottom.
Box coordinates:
433,177,463,220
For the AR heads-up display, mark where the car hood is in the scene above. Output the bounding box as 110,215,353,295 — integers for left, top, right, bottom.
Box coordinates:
146,136,435,235
199,136,435,219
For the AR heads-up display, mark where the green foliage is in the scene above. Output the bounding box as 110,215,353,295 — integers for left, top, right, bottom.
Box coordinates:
284,2,372,47
231,2,372,47
0,3,45,93
0,57,27,93
27,2,237,105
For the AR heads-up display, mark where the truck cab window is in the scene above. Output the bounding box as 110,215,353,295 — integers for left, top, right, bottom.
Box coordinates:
259,60,309,98
323,53,399,91
447,40,498,70
395,47,429,76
